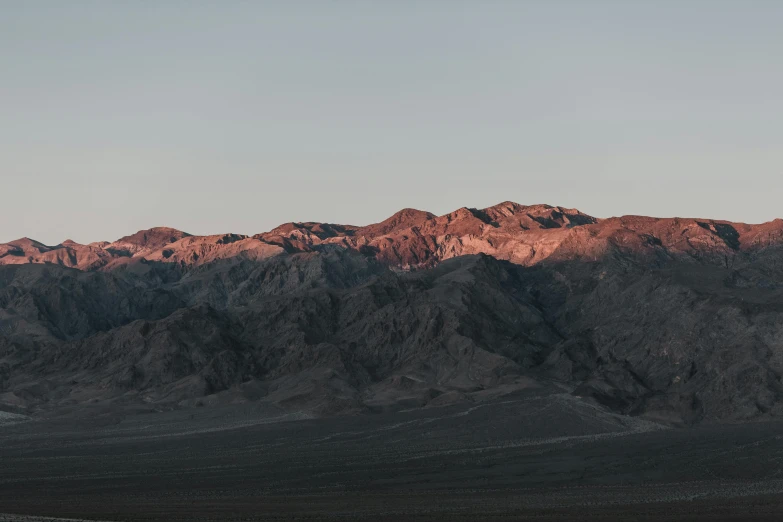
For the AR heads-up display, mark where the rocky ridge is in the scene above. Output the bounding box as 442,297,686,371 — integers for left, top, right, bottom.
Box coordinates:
4,202,782,272
2,202,783,425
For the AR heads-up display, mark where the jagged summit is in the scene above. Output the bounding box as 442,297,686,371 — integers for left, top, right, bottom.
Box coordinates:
354,208,435,236
106,227,192,257
111,226,191,246
6,237,50,249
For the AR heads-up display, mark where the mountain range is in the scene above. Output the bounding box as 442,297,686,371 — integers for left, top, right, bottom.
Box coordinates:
3,201,783,425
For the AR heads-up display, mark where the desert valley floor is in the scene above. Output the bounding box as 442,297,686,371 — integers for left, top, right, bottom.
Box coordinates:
3,386,783,521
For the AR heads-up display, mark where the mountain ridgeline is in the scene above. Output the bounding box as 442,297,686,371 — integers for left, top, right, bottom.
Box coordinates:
2,201,783,425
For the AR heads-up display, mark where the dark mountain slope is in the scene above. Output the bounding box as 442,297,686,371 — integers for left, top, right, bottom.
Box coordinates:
0,252,562,416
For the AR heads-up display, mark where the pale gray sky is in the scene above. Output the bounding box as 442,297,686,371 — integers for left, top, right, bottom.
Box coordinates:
2,1,782,245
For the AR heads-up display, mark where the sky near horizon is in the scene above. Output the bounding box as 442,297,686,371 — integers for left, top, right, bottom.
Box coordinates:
2,1,782,245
